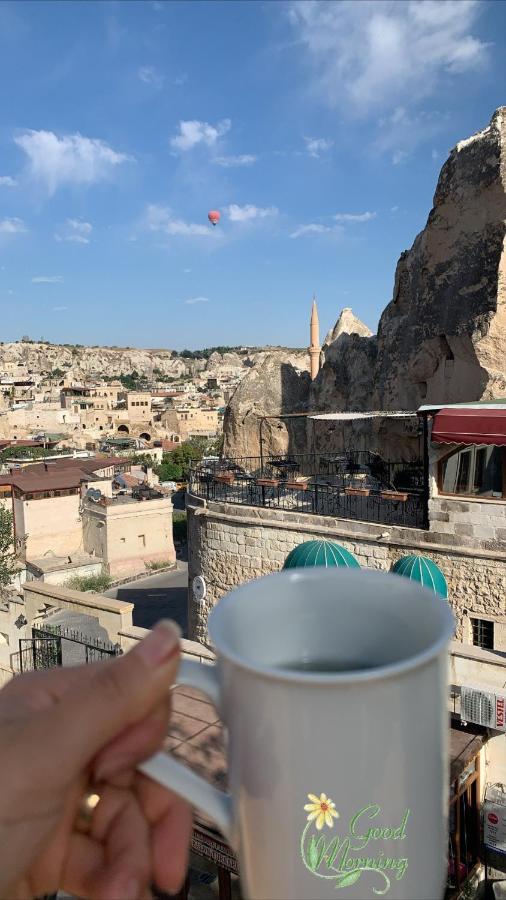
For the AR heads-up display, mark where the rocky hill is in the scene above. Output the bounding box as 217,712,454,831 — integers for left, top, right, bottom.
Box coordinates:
0,341,303,382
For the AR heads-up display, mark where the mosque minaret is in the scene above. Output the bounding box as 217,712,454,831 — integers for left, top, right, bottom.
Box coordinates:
309,295,321,380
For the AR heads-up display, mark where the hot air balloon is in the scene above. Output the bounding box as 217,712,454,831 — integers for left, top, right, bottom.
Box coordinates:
208,210,220,226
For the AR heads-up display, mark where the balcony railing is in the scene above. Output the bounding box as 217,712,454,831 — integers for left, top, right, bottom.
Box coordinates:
189,452,427,529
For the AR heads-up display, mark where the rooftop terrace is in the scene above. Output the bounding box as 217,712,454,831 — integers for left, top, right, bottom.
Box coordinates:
189,452,427,529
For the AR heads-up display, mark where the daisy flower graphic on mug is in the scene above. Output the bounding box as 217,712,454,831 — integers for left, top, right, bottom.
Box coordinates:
304,793,339,830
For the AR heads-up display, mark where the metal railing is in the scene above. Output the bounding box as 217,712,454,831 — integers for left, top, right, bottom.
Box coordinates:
189,452,426,529
12,625,122,673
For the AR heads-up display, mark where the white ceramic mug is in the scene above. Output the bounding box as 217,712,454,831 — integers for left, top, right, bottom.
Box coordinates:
140,568,455,899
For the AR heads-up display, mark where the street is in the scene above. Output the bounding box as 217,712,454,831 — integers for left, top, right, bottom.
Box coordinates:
106,562,189,635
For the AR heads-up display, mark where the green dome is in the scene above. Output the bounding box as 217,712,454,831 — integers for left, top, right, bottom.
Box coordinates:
283,540,360,570
392,555,448,599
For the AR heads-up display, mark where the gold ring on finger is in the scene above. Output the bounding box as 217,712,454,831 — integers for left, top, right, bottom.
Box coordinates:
75,789,101,835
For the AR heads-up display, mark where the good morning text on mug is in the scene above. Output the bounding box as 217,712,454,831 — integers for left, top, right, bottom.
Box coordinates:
140,568,455,900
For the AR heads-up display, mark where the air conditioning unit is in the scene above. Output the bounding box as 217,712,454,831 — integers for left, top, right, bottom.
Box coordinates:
461,686,506,732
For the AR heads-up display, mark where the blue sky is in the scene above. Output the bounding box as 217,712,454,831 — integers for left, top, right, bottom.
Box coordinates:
0,0,504,350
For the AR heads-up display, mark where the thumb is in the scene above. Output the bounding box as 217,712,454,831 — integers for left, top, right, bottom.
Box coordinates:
41,620,181,778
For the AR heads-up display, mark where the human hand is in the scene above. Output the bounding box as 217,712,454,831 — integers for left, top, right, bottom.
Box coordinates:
0,620,192,899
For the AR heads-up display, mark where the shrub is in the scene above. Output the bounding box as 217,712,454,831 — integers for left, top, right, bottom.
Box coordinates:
66,572,112,592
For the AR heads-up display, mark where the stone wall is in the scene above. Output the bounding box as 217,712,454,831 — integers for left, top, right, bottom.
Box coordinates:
187,494,506,651
430,496,506,546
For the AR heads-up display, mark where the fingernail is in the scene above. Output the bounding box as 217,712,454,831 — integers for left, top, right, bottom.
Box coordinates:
136,620,181,668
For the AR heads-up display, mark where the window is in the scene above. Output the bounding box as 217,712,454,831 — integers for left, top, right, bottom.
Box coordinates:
471,618,494,650
138,534,146,547
440,445,503,498
120,537,126,543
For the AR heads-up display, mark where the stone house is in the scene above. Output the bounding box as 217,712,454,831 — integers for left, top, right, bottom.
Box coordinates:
0,455,175,580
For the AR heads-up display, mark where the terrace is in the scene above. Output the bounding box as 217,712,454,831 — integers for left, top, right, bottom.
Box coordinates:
189,450,427,530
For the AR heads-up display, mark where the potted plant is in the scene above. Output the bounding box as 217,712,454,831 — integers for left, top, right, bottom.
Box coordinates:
256,477,279,488
214,471,235,485
380,490,408,502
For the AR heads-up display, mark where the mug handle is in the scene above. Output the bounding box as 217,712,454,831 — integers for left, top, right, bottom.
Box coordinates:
137,658,234,844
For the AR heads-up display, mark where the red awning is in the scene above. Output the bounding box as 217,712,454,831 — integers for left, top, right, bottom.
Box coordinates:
432,407,506,446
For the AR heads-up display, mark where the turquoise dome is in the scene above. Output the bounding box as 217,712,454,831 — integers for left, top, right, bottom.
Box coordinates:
392,555,448,599
283,540,360,570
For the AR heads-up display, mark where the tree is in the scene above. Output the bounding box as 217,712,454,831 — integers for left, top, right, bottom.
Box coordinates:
156,460,183,482
0,508,19,591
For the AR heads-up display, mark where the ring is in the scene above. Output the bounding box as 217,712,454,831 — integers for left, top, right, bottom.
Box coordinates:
75,789,101,834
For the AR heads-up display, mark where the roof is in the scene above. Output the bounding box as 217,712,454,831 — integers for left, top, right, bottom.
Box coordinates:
283,540,360,570
392,555,448,599
0,455,127,493
431,406,506,446
0,468,93,492
114,472,143,489
309,411,417,421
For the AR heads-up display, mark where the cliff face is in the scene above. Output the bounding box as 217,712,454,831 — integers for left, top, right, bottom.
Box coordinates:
310,309,376,414
223,107,506,461
374,107,506,409
222,351,311,459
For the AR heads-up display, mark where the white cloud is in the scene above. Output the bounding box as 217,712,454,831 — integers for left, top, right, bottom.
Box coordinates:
392,149,408,165
304,136,334,158
184,296,209,305
0,217,27,235
226,204,278,222
145,204,212,237
32,275,64,284
52,306,68,312
55,218,93,244
373,106,448,163
170,119,231,152
289,1,488,114
15,130,132,194
290,223,336,239
137,65,163,88
0,175,17,187
334,211,376,222
213,154,257,167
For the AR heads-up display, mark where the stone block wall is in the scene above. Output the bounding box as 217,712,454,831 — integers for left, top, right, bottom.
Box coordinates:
187,494,506,651
429,496,506,547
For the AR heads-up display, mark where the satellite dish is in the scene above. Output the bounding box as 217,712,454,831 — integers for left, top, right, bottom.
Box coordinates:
193,575,206,602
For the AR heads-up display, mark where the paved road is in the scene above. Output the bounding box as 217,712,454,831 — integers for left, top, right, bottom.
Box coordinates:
106,562,189,635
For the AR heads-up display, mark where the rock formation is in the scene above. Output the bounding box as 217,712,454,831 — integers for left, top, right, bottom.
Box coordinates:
323,307,372,346
374,106,506,409
222,351,311,459
224,106,506,460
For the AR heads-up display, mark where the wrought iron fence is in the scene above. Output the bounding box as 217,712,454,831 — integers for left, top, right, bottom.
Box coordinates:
12,625,122,674
189,452,427,529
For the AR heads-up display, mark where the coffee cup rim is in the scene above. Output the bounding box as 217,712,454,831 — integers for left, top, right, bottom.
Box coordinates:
207,568,455,685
